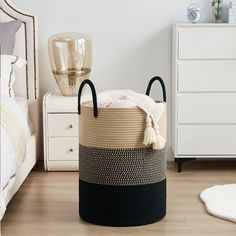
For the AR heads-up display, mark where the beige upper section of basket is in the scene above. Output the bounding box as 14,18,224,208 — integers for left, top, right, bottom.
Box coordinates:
79,105,166,149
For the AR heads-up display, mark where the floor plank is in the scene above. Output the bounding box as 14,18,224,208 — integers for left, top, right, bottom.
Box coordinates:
2,160,236,236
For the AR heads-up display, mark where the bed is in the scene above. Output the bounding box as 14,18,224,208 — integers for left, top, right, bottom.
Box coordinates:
0,0,39,219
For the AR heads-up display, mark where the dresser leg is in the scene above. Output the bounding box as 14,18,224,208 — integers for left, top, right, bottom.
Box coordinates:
177,159,183,172
176,158,196,172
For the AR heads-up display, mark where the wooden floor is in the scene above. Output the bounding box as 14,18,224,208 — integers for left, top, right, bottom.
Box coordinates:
1,160,236,236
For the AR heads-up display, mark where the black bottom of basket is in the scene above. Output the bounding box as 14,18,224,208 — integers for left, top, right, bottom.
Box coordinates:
79,179,166,227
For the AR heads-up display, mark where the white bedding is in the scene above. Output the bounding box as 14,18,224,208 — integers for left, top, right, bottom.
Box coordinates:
0,94,32,219
15,96,34,133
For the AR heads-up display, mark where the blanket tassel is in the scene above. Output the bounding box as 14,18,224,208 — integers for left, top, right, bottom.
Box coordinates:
143,115,157,146
153,123,165,149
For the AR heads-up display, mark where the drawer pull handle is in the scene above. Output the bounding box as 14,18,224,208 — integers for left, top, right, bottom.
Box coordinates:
69,124,73,128
69,148,74,152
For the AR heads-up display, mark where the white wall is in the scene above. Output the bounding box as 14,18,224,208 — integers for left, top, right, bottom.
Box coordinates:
12,0,231,159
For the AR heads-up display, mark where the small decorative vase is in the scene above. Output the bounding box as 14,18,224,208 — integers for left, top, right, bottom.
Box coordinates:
211,0,224,23
48,33,92,96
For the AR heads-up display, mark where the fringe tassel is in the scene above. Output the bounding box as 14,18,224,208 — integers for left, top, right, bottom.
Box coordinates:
153,123,165,149
143,115,157,146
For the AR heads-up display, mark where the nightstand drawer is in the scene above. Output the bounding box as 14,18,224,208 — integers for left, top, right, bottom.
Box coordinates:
48,114,78,137
48,137,78,161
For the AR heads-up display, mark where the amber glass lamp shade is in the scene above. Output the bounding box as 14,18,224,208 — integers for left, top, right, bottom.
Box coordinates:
48,33,92,96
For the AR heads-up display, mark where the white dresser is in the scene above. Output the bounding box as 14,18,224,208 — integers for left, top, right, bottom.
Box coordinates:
43,92,79,171
172,24,236,171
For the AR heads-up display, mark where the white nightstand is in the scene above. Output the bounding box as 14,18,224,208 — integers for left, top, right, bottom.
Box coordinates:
43,92,79,171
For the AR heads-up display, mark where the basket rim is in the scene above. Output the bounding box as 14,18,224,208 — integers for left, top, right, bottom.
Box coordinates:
81,100,165,110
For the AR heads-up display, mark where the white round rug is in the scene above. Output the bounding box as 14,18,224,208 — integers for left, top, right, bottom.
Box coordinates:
200,184,236,223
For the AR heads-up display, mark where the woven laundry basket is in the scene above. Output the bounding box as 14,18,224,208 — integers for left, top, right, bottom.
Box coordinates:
78,77,167,226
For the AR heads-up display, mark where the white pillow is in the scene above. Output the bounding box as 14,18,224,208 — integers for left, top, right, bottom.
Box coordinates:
0,55,26,98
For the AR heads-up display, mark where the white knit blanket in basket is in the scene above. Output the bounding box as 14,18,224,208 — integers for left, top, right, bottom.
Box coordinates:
82,90,166,149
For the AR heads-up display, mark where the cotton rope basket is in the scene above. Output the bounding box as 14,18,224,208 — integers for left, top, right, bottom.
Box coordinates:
78,77,167,226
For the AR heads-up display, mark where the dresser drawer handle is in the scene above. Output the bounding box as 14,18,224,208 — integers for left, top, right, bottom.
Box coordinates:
69,148,74,152
69,124,73,128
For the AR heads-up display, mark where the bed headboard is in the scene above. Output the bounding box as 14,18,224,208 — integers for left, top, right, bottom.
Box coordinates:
0,0,39,100
1,0,40,158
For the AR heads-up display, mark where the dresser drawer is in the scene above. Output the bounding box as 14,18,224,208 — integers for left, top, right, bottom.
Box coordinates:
178,27,236,59
178,61,236,92
178,93,236,124
48,114,78,137
48,137,78,161
177,125,236,155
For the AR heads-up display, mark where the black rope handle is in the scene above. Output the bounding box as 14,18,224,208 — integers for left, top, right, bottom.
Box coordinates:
145,76,166,102
78,79,98,118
